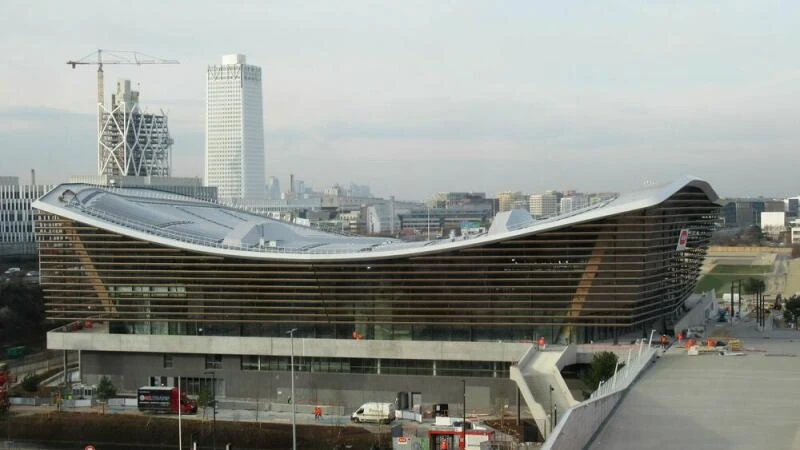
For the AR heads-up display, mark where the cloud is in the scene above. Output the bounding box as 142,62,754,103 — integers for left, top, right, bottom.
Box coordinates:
2,2,800,200
0,107,95,182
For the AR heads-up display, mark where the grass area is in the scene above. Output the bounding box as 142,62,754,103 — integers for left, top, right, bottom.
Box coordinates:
710,265,773,275
694,264,771,293
695,274,730,293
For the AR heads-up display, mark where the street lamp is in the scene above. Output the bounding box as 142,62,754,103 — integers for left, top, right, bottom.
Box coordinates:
662,277,669,332
549,384,554,432
462,379,467,450
204,370,217,450
287,328,298,450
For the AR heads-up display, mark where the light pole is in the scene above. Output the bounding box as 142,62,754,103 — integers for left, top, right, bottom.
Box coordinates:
178,376,182,450
662,277,668,332
287,328,298,450
203,370,217,450
549,384,554,432
462,379,467,450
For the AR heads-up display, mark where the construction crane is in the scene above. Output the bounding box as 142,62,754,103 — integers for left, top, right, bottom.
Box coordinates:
66,49,179,174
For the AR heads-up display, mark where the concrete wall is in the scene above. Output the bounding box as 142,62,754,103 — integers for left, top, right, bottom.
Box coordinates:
708,246,791,255
542,390,624,450
79,351,519,413
49,332,529,362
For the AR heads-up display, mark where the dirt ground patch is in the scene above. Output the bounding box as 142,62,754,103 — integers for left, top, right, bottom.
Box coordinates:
0,411,390,449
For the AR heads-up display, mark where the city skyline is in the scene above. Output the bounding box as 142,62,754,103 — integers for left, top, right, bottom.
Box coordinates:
1,1,800,200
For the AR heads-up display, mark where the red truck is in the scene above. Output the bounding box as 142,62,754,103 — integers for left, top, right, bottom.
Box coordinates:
137,386,197,414
0,363,9,413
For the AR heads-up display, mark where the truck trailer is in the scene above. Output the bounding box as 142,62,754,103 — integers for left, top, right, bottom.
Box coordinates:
137,386,197,414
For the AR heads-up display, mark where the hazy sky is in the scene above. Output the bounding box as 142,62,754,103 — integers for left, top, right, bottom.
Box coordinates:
1,1,798,200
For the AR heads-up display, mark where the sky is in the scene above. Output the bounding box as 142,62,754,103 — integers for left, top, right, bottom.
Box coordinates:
0,0,799,201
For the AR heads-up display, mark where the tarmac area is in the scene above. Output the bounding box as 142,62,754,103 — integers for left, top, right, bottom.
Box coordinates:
590,319,800,450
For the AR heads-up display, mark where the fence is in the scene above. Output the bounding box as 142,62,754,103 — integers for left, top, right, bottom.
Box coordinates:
542,332,658,450
480,442,537,450
6,350,77,381
589,334,656,400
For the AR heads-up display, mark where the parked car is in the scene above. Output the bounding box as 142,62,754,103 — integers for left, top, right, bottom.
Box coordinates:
24,271,39,283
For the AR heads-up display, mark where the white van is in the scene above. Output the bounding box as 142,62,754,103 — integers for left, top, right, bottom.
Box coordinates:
351,402,395,424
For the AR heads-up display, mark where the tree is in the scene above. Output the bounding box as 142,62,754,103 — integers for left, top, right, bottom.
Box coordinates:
743,278,766,297
20,372,39,394
784,296,800,328
198,385,214,420
0,283,46,346
582,351,620,392
96,376,117,401
740,226,764,246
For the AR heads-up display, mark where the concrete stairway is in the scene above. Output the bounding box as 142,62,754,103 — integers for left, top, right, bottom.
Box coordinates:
510,346,578,437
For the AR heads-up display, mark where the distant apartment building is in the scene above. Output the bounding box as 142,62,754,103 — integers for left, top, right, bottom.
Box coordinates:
348,182,371,198
720,199,765,228
205,54,266,205
497,191,529,212
529,191,560,218
0,176,53,256
362,203,396,235
764,200,785,213
432,192,496,218
560,194,589,214
760,211,787,239
398,208,491,238
791,219,800,244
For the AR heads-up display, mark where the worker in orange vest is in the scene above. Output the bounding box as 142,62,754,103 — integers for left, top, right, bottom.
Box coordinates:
660,334,668,349
440,438,449,450
538,336,546,350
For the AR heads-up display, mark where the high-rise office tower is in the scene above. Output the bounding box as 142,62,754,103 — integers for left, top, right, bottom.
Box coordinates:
205,54,265,204
266,176,281,201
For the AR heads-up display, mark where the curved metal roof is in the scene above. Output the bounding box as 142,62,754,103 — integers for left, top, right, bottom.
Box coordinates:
33,175,719,262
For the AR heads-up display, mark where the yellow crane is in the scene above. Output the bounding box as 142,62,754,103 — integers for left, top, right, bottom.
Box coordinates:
66,49,179,170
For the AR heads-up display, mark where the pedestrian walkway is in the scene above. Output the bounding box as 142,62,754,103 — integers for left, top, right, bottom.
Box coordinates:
589,319,800,449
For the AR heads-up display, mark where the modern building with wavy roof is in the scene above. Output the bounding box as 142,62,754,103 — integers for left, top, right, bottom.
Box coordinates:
33,175,719,410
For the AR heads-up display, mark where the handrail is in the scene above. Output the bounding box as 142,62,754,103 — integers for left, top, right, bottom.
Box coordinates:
542,332,658,450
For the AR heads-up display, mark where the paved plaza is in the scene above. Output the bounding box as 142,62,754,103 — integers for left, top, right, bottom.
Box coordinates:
590,320,800,450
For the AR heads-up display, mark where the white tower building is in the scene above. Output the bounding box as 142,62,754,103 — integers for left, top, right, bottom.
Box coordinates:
205,54,266,205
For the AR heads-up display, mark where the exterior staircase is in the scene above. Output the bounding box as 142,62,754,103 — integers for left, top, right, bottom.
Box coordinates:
510,346,578,438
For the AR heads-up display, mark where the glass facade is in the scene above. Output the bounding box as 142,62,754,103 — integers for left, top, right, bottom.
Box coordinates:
239,355,510,378
36,185,718,344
